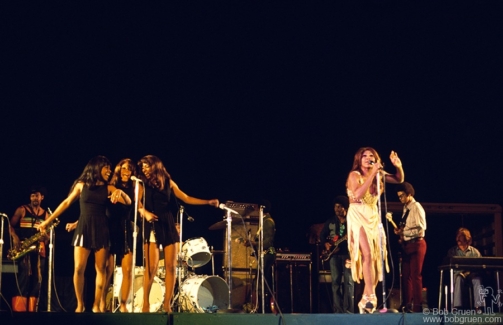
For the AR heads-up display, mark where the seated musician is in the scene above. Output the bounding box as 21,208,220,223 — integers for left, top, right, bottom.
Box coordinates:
445,227,486,311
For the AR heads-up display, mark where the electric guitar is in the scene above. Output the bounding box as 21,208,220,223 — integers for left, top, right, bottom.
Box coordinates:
320,234,347,262
386,212,404,244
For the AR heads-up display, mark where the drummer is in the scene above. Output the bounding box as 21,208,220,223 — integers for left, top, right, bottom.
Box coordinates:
136,155,219,313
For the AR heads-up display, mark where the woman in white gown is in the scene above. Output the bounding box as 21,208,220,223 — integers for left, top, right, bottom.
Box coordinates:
346,147,404,313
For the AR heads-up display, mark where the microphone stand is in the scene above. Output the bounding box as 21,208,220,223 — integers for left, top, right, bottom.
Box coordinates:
130,179,141,312
176,205,184,312
258,205,265,314
47,208,55,311
225,209,233,310
377,171,397,313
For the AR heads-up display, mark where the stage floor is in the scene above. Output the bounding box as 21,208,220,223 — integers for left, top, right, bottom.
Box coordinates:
1,310,503,325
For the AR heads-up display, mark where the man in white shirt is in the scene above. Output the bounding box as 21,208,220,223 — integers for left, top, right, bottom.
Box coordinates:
394,182,427,313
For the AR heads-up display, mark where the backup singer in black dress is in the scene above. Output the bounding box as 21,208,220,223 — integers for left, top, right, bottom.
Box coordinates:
37,156,131,313
107,158,139,312
137,155,219,313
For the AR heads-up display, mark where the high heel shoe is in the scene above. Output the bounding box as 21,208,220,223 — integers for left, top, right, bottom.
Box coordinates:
368,294,377,313
358,294,377,314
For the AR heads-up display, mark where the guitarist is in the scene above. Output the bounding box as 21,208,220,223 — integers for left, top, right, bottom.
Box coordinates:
319,195,353,313
394,182,427,313
9,186,50,312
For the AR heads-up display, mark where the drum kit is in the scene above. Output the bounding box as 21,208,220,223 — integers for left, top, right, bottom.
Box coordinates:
173,237,229,313
107,236,228,313
107,201,266,313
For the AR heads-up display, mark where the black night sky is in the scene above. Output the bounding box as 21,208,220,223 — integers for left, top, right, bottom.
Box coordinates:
2,1,503,305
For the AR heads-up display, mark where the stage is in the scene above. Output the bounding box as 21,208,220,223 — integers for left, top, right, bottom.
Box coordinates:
1,310,503,325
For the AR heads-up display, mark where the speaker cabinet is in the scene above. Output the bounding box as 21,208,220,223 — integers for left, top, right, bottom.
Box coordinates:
223,222,259,270
222,222,258,309
275,260,312,313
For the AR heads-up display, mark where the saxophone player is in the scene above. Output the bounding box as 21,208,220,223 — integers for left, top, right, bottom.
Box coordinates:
9,186,50,312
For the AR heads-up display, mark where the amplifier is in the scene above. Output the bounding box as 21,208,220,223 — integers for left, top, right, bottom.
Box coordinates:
276,253,311,262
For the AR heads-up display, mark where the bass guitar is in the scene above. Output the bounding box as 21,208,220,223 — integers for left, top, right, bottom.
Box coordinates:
320,234,347,262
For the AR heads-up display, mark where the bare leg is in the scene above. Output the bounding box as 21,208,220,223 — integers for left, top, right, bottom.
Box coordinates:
100,253,114,312
119,252,133,312
359,227,375,296
357,227,377,313
142,242,159,312
74,246,91,313
163,243,179,313
93,247,109,313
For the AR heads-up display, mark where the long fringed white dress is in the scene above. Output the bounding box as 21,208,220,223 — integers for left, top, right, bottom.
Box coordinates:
346,171,389,286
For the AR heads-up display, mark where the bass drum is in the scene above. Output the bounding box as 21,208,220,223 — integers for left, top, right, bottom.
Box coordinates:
132,274,165,312
180,275,229,313
110,267,165,312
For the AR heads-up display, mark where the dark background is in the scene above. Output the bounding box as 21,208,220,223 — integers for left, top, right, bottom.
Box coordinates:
1,1,503,311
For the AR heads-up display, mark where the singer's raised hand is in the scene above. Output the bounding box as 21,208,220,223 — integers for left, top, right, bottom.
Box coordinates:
390,150,402,167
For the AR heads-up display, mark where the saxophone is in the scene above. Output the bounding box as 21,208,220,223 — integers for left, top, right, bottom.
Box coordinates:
7,218,60,261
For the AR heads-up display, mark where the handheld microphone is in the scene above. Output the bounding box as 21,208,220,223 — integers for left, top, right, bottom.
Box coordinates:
369,161,384,168
218,203,239,215
131,176,143,182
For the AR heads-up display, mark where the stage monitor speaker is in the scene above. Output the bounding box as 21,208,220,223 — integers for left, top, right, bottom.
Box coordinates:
275,259,312,313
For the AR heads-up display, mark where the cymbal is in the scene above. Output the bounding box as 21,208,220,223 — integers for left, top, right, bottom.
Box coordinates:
208,217,244,230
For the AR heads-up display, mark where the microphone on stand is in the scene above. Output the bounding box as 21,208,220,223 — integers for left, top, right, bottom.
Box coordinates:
131,176,143,182
369,161,385,169
218,203,239,215
0,212,8,218
187,215,195,222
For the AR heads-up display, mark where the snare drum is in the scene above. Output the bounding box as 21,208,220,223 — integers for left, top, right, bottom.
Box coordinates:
179,275,228,313
181,237,212,268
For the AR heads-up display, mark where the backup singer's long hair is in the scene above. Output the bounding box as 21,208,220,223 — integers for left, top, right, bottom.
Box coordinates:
138,155,171,190
110,158,136,187
70,155,111,192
